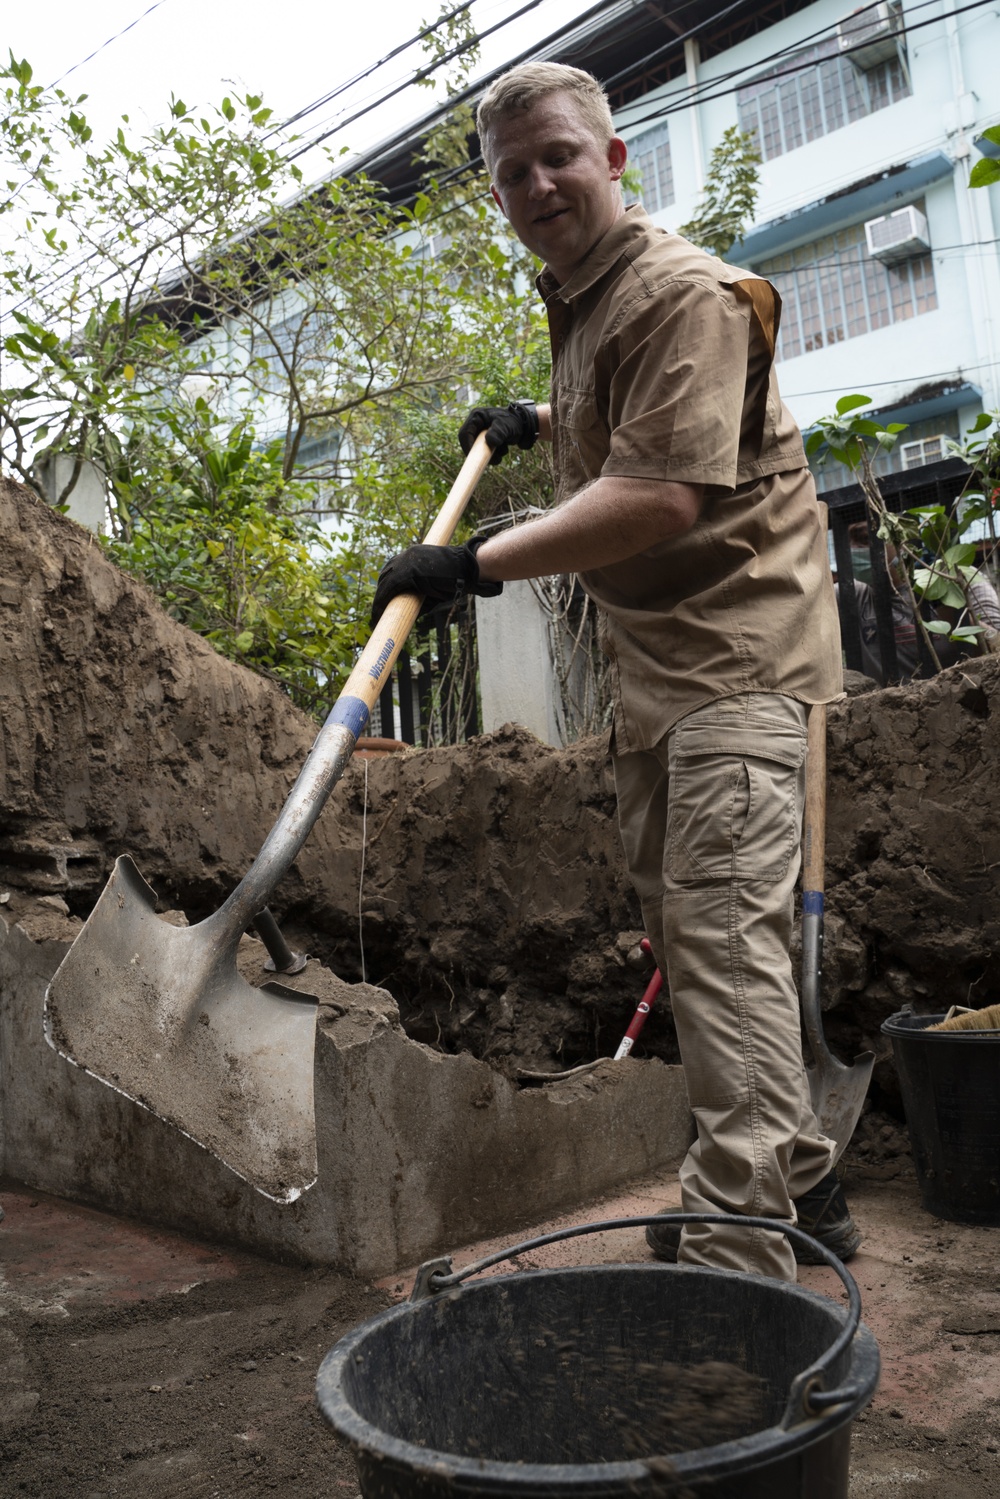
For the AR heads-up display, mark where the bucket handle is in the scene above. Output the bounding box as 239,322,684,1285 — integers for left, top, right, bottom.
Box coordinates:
411,1212,865,1422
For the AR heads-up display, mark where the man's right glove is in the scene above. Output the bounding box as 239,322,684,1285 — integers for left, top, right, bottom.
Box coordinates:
459,399,538,466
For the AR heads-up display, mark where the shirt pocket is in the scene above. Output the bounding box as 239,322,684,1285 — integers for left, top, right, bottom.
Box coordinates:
557,387,607,482
665,720,806,884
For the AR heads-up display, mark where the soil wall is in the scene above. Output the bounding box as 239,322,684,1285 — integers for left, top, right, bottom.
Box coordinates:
2,474,999,1092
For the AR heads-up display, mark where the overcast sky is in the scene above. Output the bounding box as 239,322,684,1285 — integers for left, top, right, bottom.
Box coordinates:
6,0,594,183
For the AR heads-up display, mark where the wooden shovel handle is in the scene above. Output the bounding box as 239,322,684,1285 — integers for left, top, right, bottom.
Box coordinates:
803,702,826,896
336,431,495,725
803,499,829,896
214,432,494,930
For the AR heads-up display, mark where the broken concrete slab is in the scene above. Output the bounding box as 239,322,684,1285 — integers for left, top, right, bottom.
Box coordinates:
0,912,693,1276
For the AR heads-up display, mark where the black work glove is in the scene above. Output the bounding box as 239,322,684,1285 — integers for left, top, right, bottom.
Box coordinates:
458,400,538,466
369,539,503,628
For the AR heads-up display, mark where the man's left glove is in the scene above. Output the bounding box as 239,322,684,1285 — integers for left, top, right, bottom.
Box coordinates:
369,540,502,628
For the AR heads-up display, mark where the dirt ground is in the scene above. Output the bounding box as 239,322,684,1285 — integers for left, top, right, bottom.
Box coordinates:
0,1179,378,1497
3,1138,1000,1499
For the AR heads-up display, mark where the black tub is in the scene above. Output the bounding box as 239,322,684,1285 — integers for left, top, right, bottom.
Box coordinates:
882,1009,1000,1224
317,1215,879,1498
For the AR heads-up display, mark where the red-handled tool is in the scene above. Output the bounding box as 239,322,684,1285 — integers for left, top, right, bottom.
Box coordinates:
613,938,662,1060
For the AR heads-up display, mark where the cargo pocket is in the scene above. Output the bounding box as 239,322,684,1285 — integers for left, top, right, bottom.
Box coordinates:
666,719,806,884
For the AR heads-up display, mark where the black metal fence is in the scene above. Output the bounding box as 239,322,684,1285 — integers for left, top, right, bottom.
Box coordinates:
825,457,973,685
369,598,480,747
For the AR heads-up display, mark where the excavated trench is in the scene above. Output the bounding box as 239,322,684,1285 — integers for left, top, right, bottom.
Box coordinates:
3,472,1000,1116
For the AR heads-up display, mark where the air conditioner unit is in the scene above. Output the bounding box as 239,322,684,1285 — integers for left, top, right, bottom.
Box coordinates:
837,2,902,68
864,205,931,264
901,435,947,470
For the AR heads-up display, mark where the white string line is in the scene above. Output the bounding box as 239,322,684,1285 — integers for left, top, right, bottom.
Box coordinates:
358,756,369,984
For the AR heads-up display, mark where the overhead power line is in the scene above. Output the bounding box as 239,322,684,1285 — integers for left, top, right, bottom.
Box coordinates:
787,357,1000,399
287,0,549,161
47,0,171,90
616,0,998,133
276,0,477,135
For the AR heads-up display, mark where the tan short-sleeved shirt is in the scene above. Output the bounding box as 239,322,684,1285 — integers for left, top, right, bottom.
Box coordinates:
538,205,843,753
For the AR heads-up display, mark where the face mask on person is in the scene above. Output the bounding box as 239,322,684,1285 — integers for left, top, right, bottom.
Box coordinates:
850,546,872,584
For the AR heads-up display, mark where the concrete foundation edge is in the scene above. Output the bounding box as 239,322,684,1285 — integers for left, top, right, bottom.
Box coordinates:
0,916,693,1276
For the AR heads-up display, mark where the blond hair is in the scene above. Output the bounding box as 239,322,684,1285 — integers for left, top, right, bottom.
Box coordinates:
477,62,615,175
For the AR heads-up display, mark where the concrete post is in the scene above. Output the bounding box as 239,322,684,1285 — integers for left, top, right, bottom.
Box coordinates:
476,579,562,745
36,456,107,536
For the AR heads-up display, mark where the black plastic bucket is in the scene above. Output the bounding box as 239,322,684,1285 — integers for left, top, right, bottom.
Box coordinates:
317,1215,879,1498
882,1009,1000,1224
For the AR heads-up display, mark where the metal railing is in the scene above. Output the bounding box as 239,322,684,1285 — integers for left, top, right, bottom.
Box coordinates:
370,598,480,747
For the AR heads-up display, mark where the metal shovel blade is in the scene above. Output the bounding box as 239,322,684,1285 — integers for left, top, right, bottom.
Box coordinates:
42,436,495,1202
45,855,319,1201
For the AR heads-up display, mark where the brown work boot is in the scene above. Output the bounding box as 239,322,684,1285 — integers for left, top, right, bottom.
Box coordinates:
645,1171,861,1266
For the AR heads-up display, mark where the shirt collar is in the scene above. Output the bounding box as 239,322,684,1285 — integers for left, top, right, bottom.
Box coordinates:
535,204,657,304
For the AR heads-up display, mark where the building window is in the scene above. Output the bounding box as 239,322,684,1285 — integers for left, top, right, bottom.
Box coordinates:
757,215,937,361
737,35,910,162
811,412,959,493
624,124,674,212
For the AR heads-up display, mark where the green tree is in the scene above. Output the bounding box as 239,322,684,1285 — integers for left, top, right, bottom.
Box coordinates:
677,126,762,258
0,43,514,713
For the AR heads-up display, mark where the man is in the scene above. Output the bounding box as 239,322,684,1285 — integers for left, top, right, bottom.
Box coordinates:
371,61,859,1281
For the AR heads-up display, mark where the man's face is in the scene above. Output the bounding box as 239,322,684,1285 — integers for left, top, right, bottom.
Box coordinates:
487,92,627,285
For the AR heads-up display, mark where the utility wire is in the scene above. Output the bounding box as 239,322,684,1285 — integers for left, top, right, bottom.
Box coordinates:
787,357,1000,399
345,0,978,208
287,0,548,161
608,0,948,116
47,0,171,90
1,0,172,217
615,0,998,132
1,0,523,316
275,0,477,134
7,0,1000,324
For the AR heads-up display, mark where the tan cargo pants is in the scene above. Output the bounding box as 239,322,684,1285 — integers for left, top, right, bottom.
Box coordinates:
613,692,836,1281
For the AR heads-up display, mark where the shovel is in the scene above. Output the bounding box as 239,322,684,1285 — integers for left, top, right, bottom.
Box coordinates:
44,434,495,1202
801,700,875,1162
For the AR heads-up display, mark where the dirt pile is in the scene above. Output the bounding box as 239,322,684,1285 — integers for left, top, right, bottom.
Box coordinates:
2,474,1000,1091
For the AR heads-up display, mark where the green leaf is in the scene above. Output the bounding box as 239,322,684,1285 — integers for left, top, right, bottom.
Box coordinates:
982,124,1000,147
943,543,977,566
970,158,1000,189
969,412,994,433
835,393,872,415
885,423,909,434
234,630,254,652
805,430,826,457
924,619,953,635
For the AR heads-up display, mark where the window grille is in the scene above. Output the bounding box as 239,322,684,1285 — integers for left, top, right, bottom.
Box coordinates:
756,214,936,362
624,124,675,212
737,35,909,162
